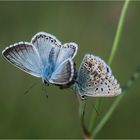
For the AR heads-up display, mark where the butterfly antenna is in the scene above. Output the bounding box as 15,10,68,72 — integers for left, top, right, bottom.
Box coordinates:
24,82,38,95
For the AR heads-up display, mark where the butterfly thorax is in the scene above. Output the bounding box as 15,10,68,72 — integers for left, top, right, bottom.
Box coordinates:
41,63,55,83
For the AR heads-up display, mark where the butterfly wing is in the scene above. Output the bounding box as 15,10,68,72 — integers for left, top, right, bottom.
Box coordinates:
31,32,61,68
85,71,121,97
55,42,78,67
2,42,42,77
74,54,107,96
75,54,121,97
49,59,74,85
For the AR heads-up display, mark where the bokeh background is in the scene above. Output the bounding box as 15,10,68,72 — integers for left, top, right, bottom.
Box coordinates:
0,1,140,139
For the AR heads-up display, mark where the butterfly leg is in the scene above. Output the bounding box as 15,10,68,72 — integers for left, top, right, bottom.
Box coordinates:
41,83,49,99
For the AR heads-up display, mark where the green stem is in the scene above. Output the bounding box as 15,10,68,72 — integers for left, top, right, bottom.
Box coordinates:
93,65,140,137
93,94,123,137
108,0,130,65
89,0,130,137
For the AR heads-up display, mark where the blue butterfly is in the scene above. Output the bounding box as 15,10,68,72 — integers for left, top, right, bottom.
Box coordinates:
73,54,121,98
2,32,78,87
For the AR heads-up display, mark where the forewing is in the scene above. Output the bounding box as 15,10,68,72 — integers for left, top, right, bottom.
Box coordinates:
55,42,78,67
2,42,42,77
49,59,74,85
31,32,61,67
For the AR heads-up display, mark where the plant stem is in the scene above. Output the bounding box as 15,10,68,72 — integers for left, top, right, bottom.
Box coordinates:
108,0,130,65
89,0,130,137
93,94,124,137
93,65,140,137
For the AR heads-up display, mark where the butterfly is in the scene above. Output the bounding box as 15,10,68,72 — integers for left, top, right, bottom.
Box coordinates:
73,54,121,98
2,32,78,87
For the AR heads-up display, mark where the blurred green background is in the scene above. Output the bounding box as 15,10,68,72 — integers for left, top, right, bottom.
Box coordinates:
0,1,140,139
